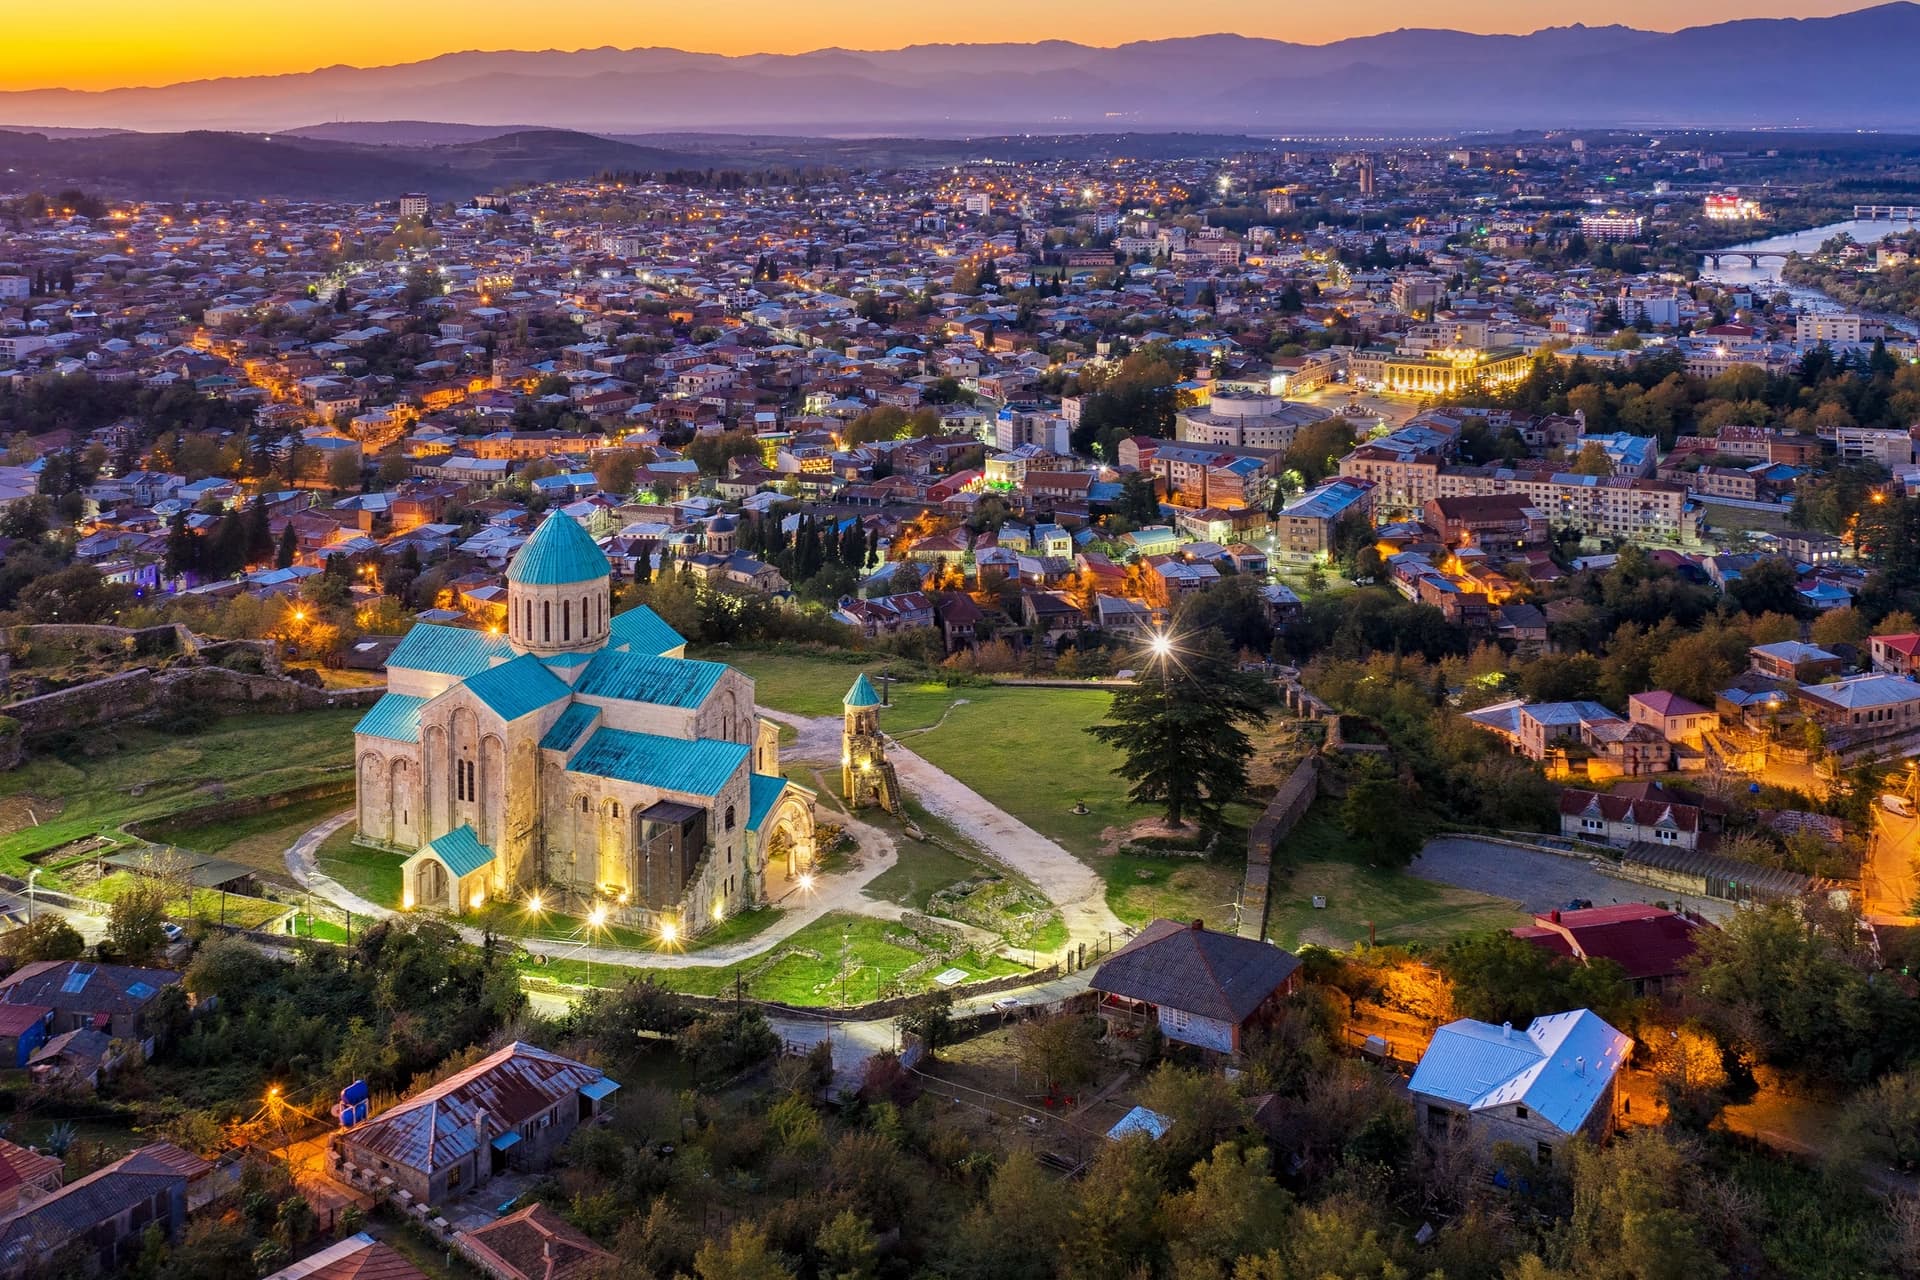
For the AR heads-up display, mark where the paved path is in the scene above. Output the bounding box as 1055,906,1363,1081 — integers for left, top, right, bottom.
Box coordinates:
285,806,905,969
760,708,1129,961
1411,837,1735,923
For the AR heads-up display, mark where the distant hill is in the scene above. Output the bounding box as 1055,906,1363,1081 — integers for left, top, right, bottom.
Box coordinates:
281,121,547,145
2,6,1919,133
0,129,706,201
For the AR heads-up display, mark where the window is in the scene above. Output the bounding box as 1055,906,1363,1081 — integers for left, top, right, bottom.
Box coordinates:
725,805,736,831
580,796,590,814
1163,1007,1191,1031
456,758,476,802
542,599,551,642
610,802,621,819
563,599,571,641
1515,1104,1528,1120
1536,1141,1553,1167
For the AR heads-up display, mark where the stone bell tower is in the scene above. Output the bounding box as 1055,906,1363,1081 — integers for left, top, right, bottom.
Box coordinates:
842,674,899,812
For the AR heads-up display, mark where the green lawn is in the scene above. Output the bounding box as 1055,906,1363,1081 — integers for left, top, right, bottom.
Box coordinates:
144,793,353,884
88,870,289,931
906,687,1134,858
863,838,981,911
1262,809,1525,950
715,649,963,731
313,825,405,907
470,899,785,954
0,709,363,878
524,911,1028,1005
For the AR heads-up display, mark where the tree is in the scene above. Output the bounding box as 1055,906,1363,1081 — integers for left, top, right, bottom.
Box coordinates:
898,990,955,1060
1088,631,1269,826
1649,1023,1729,1129
814,1210,879,1280
1338,755,1426,868
326,447,361,491
1161,1142,1291,1277
1726,557,1801,618
1015,1014,1101,1091
105,877,172,965
275,522,298,570
1571,441,1615,476
694,1224,795,1280
15,563,129,623
1440,930,1633,1027
0,914,83,965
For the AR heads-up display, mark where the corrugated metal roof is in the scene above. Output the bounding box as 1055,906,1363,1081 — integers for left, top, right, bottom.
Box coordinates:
416,825,496,878
460,654,569,722
339,1043,611,1176
353,693,427,745
574,650,726,709
746,773,796,834
566,728,747,798
539,703,599,753
608,605,685,657
505,511,608,586
386,623,515,679
1409,1010,1630,1134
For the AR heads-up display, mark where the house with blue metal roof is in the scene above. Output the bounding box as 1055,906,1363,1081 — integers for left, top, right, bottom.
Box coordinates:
353,511,815,934
1409,1009,1631,1158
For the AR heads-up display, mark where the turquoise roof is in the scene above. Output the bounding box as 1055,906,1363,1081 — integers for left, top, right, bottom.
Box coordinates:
419,825,496,878
745,772,807,834
539,702,600,752
355,693,427,743
460,654,570,721
539,651,596,669
844,673,882,708
574,650,727,709
566,728,748,797
507,511,609,586
608,605,685,657
387,623,515,679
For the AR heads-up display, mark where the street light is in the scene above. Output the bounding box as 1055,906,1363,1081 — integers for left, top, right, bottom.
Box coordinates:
24,870,39,923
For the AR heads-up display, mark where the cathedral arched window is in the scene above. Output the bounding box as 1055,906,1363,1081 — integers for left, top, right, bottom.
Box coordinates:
543,599,551,643
562,599,571,641
725,805,736,831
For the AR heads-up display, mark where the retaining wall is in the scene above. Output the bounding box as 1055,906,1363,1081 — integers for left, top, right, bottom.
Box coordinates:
1241,756,1320,939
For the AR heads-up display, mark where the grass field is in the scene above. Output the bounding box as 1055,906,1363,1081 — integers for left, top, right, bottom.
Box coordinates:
88,870,289,930
313,825,405,907
0,710,362,878
522,910,1027,1004
146,793,353,886
863,839,981,911
1263,809,1524,950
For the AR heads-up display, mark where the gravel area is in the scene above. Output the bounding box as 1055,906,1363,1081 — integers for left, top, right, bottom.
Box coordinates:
1410,836,1736,924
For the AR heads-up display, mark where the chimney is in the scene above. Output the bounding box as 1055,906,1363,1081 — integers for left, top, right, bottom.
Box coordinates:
1190,918,1204,931
1502,1021,1512,1038
1550,909,1561,923
1576,1056,1586,1076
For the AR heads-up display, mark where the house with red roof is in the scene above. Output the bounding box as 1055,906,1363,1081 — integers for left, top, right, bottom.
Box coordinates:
1627,691,1720,748
1513,903,1706,997
1870,633,1920,677
1559,787,1701,851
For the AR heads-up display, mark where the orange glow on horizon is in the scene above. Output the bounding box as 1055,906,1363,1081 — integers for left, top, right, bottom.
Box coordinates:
0,0,1871,94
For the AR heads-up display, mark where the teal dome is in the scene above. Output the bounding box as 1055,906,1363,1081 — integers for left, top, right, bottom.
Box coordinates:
507,512,610,586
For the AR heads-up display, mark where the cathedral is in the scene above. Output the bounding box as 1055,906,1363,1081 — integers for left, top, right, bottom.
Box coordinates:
351,511,817,936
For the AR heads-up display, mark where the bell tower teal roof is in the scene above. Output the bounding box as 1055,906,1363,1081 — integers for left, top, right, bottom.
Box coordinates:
507,512,610,586
844,673,882,708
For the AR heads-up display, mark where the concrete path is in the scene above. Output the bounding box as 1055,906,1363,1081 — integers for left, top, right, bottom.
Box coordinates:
285,806,905,969
764,705,1128,960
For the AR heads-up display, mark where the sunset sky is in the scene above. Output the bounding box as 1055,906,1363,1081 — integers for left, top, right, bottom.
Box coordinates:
1,0,1870,93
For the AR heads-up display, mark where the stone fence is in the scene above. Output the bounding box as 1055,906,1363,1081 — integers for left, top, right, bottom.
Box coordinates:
1240,757,1320,940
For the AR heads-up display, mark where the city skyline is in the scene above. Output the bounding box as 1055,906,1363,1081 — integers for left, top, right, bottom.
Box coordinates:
4,0,1875,92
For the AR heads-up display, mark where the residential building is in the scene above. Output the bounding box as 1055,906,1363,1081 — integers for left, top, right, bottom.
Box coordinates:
1870,633,1920,677
1626,691,1719,747
0,961,181,1047
332,1042,619,1206
1579,214,1645,241
1832,424,1914,468
1273,478,1375,564
1410,1010,1631,1161
1791,673,1920,753
1558,787,1702,851
459,1203,612,1280
1748,640,1844,683
1512,903,1705,998
0,1143,207,1279
264,1233,429,1280
1091,919,1302,1056
1424,494,1548,548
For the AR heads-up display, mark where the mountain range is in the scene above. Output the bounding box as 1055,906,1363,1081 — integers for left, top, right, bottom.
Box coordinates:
5,5,1920,135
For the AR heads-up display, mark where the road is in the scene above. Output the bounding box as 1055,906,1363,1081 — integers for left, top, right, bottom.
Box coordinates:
1410,837,1736,924
1865,805,1920,923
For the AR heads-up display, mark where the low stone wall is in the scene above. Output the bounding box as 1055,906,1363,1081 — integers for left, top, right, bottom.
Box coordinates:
1241,757,1320,940
5,621,196,658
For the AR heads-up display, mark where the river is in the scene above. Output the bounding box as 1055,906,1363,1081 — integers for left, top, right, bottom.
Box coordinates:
1699,216,1919,334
